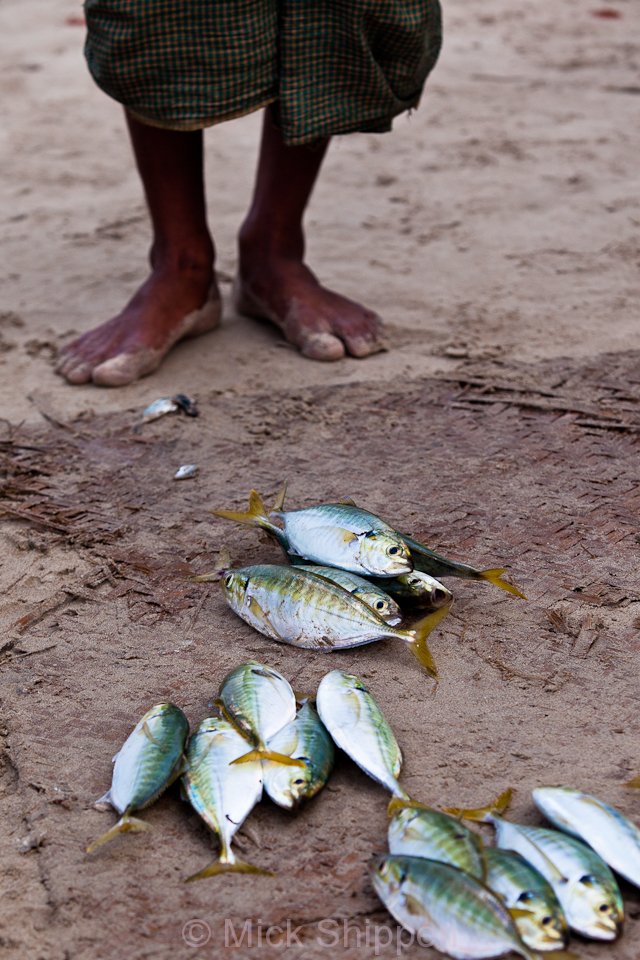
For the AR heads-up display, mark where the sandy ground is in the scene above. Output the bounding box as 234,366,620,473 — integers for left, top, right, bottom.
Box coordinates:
1,1,640,958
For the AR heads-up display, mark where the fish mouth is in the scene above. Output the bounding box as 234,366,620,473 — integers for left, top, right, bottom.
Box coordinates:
587,919,621,940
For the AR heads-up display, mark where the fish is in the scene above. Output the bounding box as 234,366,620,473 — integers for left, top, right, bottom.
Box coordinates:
217,661,305,767
141,397,178,423
372,855,539,960
387,806,486,878
86,703,189,853
316,670,413,800
212,488,413,576
483,848,568,952
263,700,335,810
222,564,450,676
182,716,269,880
625,776,640,788
399,531,527,600
533,785,640,889
174,463,198,480
446,803,623,941
367,571,452,611
289,561,402,623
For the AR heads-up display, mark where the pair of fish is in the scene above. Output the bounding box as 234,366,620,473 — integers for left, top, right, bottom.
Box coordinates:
212,485,526,598
87,665,335,880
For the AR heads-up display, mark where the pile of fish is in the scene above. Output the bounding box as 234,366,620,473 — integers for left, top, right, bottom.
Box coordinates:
88,662,640,960
209,486,526,677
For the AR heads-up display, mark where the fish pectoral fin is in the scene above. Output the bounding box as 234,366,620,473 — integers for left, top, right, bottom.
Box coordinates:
141,721,163,747
479,568,527,600
86,813,151,854
185,857,274,882
191,547,232,583
341,529,359,545
247,596,282,639
403,892,433,922
231,748,306,768
270,481,288,513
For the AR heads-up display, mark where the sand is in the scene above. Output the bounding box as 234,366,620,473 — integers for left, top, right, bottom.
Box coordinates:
1,0,639,957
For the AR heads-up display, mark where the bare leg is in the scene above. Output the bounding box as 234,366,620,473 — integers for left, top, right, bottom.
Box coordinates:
56,113,219,386
237,107,385,360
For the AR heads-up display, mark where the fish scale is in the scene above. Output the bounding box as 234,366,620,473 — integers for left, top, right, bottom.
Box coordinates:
388,807,485,877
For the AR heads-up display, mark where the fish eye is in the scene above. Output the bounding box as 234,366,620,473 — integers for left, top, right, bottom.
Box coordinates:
388,546,399,555
517,892,534,904
224,574,233,587
541,916,552,926
579,874,595,886
599,904,611,913
409,577,420,585
293,778,305,785
375,600,385,609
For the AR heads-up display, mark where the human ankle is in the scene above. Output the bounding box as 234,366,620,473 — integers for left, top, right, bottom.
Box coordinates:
150,237,215,276
238,218,304,265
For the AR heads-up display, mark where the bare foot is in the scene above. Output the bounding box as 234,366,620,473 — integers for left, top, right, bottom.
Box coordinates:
235,252,386,362
56,254,220,386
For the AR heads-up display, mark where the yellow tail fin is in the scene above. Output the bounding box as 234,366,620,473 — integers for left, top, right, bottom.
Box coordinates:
185,857,274,882
270,481,288,513
210,489,279,536
442,787,513,822
407,601,451,678
387,796,436,817
480,568,527,600
231,748,306,768
86,813,151,854
625,776,640,788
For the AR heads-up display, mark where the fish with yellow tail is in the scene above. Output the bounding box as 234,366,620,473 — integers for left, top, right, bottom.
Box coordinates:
396,531,527,599
533,785,640,889
212,488,413,577
372,856,543,960
263,700,335,810
182,716,270,881
445,801,623,941
86,703,189,854
217,661,305,768
387,789,512,878
222,565,450,676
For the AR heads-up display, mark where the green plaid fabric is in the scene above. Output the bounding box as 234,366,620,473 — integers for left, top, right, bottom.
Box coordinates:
84,0,442,144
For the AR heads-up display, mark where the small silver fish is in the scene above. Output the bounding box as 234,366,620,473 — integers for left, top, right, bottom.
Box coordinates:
264,701,335,810
182,716,268,880
217,661,305,768
373,856,538,960
87,703,189,853
290,561,402,623
174,464,198,480
533,785,640,889
141,397,178,423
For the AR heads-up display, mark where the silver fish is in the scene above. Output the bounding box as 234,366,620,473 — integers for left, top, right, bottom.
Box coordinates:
87,703,189,853
290,561,402,623
373,856,538,960
182,716,268,880
533,785,640,889
264,701,335,810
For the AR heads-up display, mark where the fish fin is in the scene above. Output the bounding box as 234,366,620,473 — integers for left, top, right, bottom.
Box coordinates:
94,791,113,811
407,602,451,677
247,596,282,639
210,490,279,536
111,751,120,763
403,892,434,921
341,529,359,544
231,748,306,768
142,721,162,747
293,690,314,706
387,796,434,817
479,568,527,600
270,481,288,513
185,857,274,883
624,776,640,788
86,813,150,854
191,547,233,583
338,496,357,506
442,787,513,822
508,907,536,921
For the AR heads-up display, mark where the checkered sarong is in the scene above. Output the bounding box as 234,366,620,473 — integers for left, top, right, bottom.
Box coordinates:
84,0,442,144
